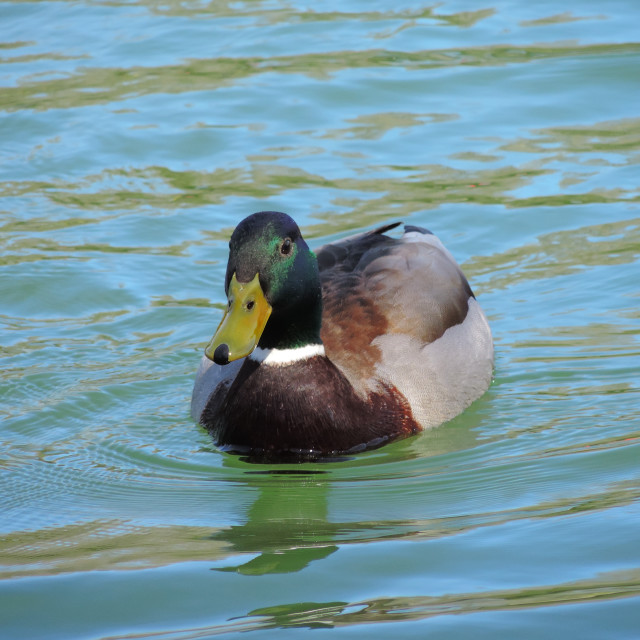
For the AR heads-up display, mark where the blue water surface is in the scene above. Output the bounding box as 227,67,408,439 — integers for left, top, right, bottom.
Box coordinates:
1,1,639,638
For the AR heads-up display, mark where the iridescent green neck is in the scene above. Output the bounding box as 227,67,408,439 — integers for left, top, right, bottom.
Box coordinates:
258,285,323,350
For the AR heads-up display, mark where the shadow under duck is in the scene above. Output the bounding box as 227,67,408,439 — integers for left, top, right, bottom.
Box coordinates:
191,211,493,457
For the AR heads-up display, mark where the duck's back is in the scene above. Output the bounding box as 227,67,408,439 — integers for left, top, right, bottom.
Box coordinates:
316,224,493,428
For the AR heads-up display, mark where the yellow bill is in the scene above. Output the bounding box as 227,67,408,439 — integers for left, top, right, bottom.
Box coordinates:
205,273,272,365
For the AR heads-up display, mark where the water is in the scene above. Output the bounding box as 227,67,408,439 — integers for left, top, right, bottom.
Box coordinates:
1,1,639,638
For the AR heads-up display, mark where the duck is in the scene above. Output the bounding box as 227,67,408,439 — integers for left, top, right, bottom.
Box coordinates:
191,211,493,457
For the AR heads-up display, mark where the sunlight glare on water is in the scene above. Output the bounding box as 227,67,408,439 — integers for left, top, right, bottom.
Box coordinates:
1,0,639,638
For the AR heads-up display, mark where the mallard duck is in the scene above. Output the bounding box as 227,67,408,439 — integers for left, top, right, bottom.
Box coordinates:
191,211,493,457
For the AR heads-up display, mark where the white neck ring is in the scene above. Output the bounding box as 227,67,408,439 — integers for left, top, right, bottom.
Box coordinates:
249,344,325,366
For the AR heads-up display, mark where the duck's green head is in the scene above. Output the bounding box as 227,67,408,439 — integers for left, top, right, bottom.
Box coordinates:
205,211,322,365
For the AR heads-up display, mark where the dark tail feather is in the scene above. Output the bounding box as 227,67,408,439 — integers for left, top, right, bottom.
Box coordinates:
372,221,402,236
404,224,433,235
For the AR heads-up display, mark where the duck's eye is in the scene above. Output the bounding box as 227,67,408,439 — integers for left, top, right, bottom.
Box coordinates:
280,238,292,255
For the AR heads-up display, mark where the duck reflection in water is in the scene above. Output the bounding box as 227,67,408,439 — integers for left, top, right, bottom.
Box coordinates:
210,470,338,575
205,409,484,576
